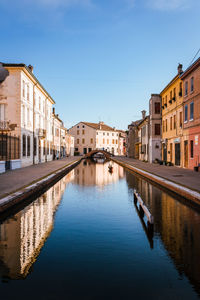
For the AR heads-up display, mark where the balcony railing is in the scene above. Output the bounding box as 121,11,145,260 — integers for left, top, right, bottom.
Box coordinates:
38,128,46,138
0,121,10,131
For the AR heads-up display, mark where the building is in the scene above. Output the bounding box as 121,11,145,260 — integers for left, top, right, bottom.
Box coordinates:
180,57,200,170
161,64,184,166
69,121,123,156
149,94,162,163
127,119,142,158
137,111,150,162
65,131,75,157
117,130,127,156
0,63,55,172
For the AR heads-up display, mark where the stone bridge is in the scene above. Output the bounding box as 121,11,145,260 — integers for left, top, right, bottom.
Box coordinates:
84,149,114,159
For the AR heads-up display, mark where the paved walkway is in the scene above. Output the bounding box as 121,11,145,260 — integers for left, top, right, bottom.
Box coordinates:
0,157,81,199
113,157,200,193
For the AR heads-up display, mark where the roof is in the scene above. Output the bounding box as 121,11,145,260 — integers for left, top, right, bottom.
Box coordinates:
160,73,180,95
2,63,55,104
82,122,115,131
180,57,200,79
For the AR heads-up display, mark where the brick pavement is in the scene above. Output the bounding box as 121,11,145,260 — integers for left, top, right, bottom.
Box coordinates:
0,157,81,199
113,157,200,193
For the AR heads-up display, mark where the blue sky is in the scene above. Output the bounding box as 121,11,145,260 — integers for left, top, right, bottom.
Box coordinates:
1,0,200,130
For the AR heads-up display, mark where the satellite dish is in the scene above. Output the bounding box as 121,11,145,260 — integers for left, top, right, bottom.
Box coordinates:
0,63,9,83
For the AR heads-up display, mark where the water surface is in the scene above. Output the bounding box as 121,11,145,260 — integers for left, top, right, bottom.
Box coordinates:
0,159,200,299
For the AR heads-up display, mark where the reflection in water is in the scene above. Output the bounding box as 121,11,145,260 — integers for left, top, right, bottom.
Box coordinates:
126,171,200,295
0,171,74,279
73,159,124,187
0,161,200,299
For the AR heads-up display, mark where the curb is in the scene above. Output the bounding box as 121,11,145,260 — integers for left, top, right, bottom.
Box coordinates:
0,159,81,214
112,158,200,204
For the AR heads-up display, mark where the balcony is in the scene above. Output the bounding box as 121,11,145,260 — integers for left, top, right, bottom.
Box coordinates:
169,99,172,104
0,121,17,132
38,128,46,139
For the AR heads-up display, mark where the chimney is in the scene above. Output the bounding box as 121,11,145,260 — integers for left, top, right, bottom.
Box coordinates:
177,63,183,75
141,110,146,119
99,121,104,129
52,107,55,114
28,65,34,73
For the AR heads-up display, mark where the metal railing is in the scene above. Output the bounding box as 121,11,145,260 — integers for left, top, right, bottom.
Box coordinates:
0,133,20,162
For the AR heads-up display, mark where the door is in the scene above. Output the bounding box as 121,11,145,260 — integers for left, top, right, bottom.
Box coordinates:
163,144,167,161
83,148,87,154
170,143,173,162
184,141,188,168
39,139,41,162
175,143,180,166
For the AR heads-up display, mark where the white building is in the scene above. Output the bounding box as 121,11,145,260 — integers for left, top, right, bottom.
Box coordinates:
69,121,122,155
0,63,55,171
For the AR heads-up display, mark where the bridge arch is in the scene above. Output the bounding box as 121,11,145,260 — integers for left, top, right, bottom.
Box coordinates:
84,149,113,159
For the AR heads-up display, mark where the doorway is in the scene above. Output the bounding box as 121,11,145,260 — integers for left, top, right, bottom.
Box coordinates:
175,143,180,166
184,141,188,168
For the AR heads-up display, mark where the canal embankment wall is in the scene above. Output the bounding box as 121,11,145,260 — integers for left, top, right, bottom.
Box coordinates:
0,157,82,214
112,157,200,205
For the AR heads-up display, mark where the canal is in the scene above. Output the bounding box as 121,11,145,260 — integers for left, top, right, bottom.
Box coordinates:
0,159,200,299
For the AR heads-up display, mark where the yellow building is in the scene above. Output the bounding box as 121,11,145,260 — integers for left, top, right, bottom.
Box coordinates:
161,64,184,167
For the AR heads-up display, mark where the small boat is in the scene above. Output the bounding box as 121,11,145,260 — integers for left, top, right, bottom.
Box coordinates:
108,165,113,173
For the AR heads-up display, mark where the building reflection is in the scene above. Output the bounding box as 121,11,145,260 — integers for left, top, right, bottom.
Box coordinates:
72,159,124,187
0,170,74,280
126,171,200,295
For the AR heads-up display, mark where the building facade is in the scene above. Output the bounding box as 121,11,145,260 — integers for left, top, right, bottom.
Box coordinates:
180,57,200,170
69,121,123,156
0,63,55,172
149,94,162,163
161,64,184,166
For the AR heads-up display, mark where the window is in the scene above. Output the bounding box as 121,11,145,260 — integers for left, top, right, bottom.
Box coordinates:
112,133,114,136
179,111,182,128
77,138,79,144
23,135,26,156
77,130,79,135
190,102,194,120
155,102,160,114
170,117,172,130
90,138,93,144
23,80,25,98
27,84,29,101
112,139,114,144
116,140,118,144
0,104,6,121
82,130,85,135
173,88,176,99
96,132,98,135
27,136,30,156
155,124,160,135
107,139,109,144
82,138,85,144
191,77,194,92
162,121,165,133
107,133,109,136
165,119,168,132
34,137,37,156
39,97,41,110
184,105,188,122
174,115,176,129
190,140,194,158
77,125,79,128
179,82,182,97
165,95,167,104
170,91,172,100
43,143,45,155
185,82,188,96
103,139,105,144
82,125,85,128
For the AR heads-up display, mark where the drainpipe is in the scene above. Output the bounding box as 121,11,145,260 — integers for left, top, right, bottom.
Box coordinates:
33,83,37,165
45,96,49,163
